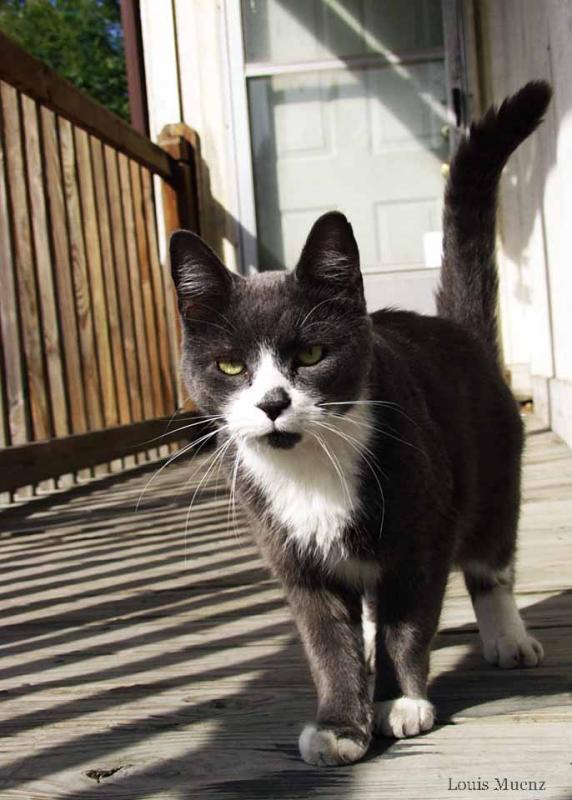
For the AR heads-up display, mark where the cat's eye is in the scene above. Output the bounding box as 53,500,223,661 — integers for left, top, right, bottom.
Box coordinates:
297,345,323,367
217,360,246,376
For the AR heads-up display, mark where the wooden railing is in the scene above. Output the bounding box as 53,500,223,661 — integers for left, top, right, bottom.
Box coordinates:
0,32,201,498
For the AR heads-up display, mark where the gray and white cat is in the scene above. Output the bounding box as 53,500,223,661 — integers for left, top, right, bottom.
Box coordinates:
169,81,551,766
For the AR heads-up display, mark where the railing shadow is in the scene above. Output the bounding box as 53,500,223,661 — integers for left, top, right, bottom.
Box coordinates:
0,453,569,798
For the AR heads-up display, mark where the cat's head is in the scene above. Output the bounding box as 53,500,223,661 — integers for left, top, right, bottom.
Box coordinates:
170,212,372,451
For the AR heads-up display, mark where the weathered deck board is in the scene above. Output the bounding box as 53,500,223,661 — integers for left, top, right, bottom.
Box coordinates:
0,420,570,799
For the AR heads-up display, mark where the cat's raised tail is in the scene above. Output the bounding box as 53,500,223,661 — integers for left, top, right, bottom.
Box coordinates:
436,80,552,362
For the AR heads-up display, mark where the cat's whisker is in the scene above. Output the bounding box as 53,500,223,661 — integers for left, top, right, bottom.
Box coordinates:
324,408,396,435
135,426,226,512
184,436,234,566
167,409,223,425
322,407,428,461
226,451,235,539
324,409,415,453
310,431,354,512
140,415,225,447
136,434,212,512
169,412,227,422
311,419,386,537
374,428,429,461
310,419,374,464
228,448,242,541
214,436,229,504
183,440,230,564
319,400,422,430
313,418,387,478
174,424,229,503
319,400,401,408
157,401,210,436
161,406,186,435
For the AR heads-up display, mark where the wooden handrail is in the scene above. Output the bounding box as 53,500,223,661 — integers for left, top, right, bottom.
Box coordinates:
0,413,208,493
0,31,175,181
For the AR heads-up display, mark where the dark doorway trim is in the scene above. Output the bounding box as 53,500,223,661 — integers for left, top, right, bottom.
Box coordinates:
120,0,150,137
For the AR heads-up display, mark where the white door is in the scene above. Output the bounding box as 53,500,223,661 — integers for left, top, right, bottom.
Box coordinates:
238,0,453,314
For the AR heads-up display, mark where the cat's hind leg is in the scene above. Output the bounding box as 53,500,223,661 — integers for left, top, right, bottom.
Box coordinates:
463,561,544,668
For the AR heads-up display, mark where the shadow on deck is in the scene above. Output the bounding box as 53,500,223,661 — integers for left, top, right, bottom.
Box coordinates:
0,423,570,799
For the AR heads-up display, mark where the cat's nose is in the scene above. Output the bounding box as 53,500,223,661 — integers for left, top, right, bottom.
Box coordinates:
257,388,292,421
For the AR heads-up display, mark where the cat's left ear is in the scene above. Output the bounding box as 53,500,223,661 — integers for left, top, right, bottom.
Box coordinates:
170,229,237,324
294,211,364,300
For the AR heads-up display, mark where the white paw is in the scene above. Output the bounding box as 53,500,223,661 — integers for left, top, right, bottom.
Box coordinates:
298,724,369,766
483,633,544,668
374,696,435,739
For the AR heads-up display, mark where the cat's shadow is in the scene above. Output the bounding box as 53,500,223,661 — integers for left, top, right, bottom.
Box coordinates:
196,589,570,795
183,589,570,796
57,590,569,799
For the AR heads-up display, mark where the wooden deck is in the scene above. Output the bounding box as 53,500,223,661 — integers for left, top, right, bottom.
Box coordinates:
0,417,570,799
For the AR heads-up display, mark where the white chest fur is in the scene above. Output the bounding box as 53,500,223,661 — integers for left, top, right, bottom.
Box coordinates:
238,405,373,561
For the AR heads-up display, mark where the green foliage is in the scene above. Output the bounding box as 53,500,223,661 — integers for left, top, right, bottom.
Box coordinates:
0,0,129,120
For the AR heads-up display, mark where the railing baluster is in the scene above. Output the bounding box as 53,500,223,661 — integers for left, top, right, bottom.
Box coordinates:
0,81,29,450
22,95,69,443
130,159,163,419
59,117,105,437
90,136,132,426
41,107,89,437
104,146,144,425
2,83,51,445
75,127,119,433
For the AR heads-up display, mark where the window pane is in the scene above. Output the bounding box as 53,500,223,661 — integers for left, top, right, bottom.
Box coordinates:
241,0,444,65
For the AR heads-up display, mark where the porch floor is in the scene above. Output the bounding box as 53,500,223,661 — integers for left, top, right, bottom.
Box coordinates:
0,417,570,799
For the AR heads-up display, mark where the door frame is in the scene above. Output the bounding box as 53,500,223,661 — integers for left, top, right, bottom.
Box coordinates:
442,0,481,147
224,0,259,274
223,0,476,275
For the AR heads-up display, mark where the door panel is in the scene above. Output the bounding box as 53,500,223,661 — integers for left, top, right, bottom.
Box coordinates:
242,0,450,314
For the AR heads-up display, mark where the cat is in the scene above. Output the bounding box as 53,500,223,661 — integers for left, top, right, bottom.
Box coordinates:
169,80,552,767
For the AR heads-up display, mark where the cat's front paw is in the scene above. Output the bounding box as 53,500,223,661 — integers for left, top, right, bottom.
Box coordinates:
483,633,544,668
298,724,370,766
373,696,435,739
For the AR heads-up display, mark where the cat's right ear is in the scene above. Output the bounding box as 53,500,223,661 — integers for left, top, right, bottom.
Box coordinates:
170,230,235,323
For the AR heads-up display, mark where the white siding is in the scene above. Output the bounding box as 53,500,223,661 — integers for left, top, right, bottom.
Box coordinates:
480,0,572,444
140,0,241,271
